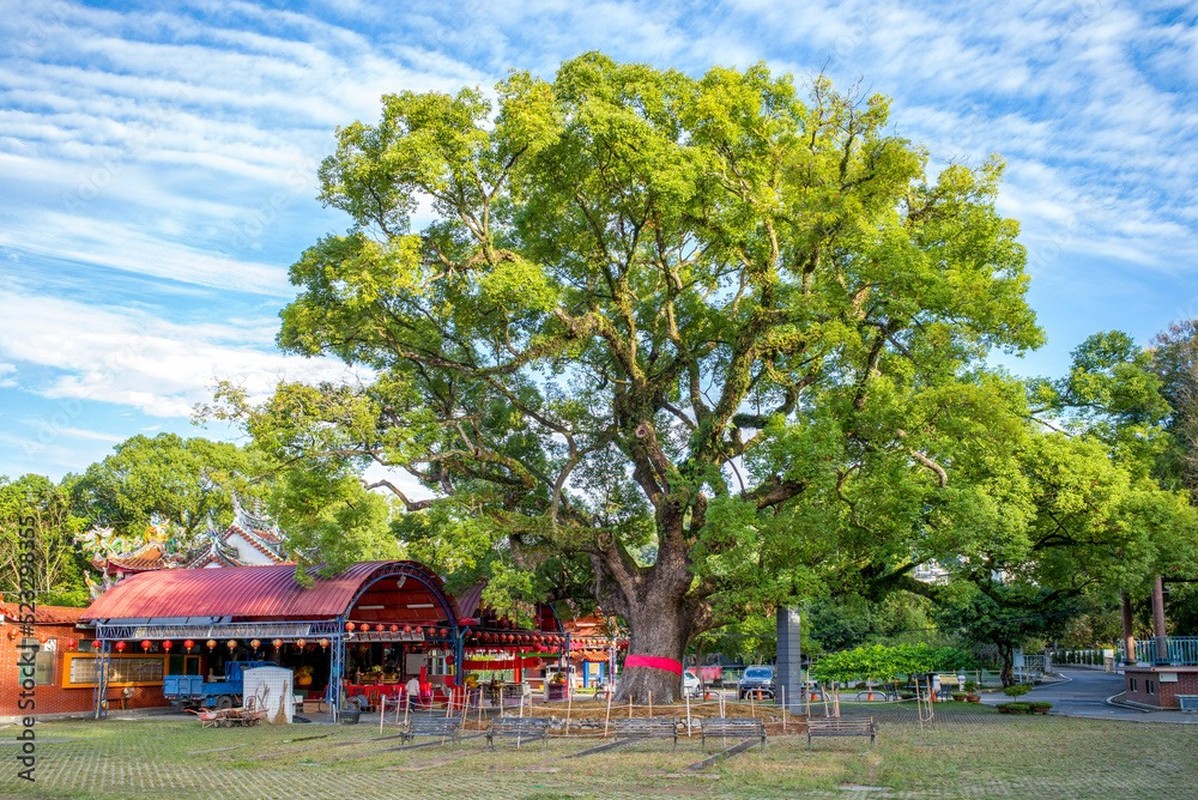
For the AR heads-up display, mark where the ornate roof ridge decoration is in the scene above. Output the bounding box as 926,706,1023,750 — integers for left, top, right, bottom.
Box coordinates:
231,494,284,542
78,492,289,598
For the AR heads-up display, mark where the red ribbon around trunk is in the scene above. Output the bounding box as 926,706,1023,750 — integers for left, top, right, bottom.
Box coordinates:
624,654,683,675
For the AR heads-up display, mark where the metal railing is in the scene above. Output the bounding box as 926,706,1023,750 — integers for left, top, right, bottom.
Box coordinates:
1116,637,1198,666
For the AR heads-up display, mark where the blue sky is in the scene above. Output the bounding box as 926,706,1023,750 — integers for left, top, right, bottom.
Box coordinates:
1,0,1195,481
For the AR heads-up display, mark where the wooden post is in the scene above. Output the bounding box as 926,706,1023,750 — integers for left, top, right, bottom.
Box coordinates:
604,685,613,738
379,695,386,733
685,690,692,736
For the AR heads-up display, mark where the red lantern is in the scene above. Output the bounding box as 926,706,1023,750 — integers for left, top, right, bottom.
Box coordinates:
226,639,237,651
184,639,194,652
92,639,101,651
140,639,151,651
390,624,399,634
345,621,356,632
115,641,127,652
206,639,217,650
446,654,455,665
162,640,173,652
403,625,411,634
360,623,370,632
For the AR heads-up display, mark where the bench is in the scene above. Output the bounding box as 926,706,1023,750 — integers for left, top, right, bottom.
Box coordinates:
613,716,679,748
486,716,551,748
700,717,766,750
806,717,877,749
400,714,463,745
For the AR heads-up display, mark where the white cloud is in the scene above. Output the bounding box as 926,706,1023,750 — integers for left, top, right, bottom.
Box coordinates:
0,212,293,296
0,0,1195,480
0,289,358,418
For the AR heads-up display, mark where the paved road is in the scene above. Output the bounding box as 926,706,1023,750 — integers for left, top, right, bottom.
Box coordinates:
982,667,1198,723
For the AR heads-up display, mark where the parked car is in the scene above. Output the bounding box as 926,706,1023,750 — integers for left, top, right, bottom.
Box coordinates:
737,665,776,699
682,670,704,698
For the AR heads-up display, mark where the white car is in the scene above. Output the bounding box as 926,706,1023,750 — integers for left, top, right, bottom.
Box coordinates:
683,670,704,698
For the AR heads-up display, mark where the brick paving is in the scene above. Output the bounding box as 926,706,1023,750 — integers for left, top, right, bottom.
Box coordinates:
1,702,1196,800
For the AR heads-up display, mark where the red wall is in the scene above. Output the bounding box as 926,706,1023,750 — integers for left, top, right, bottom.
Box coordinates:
0,620,166,718
1123,666,1198,709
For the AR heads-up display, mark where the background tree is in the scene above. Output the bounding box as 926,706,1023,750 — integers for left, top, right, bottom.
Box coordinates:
220,54,1042,701
1150,320,1198,495
0,474,89,606
1033,330,1198,641
70,432,268,539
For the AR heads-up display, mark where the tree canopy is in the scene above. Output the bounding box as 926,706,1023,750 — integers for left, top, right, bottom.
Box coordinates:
220,53,1047,701
69,432,267,539
0,474,89,606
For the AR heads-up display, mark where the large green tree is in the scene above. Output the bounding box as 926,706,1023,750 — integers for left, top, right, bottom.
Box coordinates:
228,54,1043,701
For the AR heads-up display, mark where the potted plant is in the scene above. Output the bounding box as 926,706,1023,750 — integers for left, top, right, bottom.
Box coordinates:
964,680,981,702
295,665,314,689
951,692,966,702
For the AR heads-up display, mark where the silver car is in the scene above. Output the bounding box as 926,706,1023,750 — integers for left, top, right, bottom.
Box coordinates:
737,665,775,699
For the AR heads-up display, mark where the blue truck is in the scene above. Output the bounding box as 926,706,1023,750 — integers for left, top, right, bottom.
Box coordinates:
163,660,277,709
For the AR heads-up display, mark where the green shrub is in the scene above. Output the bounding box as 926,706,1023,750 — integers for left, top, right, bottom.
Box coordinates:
1003,683,1032,698
996,702,1031,714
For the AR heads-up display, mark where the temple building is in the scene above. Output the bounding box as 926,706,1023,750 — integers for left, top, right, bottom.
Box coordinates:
79,497,288,596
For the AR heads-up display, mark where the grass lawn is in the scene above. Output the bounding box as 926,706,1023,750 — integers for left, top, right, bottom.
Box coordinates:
1,702,1196,799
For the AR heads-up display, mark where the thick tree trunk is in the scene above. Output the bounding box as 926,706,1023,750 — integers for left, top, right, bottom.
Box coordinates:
613,592,692,704
594,517,699,704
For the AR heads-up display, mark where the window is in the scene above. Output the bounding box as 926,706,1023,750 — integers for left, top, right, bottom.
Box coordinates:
35,639,55,685
1129,678,1137,691
16,638,56,686
1147,679,1156,695
62,654,167,688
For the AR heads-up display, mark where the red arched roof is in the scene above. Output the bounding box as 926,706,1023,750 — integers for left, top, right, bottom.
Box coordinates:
81,561,457,623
